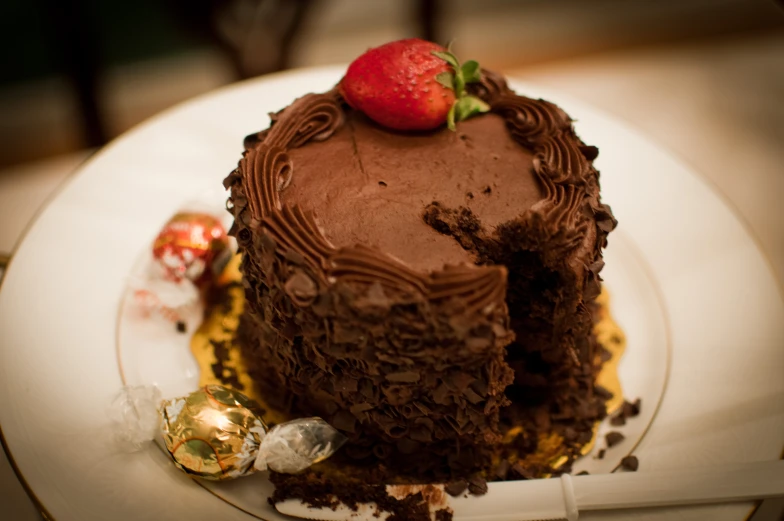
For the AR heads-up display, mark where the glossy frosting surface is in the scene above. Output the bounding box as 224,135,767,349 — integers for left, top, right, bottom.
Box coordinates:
283,112,543,272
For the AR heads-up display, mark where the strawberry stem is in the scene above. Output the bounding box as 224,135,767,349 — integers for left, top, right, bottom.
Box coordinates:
431,48,490,130
447,103,457,131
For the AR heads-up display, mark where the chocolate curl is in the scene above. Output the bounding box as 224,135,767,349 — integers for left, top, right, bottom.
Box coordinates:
108,385,346,480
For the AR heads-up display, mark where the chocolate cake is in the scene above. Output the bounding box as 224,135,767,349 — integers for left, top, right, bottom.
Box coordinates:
223,66,616,491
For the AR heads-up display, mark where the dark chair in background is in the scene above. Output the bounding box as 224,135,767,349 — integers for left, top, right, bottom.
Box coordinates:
180,0,440,78
44,0,441,149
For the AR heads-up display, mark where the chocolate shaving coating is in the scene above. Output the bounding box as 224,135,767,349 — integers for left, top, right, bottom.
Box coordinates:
224,67,618,511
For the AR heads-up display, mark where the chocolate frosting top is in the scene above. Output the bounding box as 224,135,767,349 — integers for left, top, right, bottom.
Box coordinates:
282,111,543,272
226,69,616,321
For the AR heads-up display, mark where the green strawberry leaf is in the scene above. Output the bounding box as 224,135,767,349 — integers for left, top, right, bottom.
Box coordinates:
461,60,481,83
447,102,457,131
454,95,490,122
432,45,487,131
431,50,460,69
435,71,454,90
454,69,466,96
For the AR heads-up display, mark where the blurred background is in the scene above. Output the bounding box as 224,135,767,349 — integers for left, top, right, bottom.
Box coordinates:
5,0,783,276
1,0,783,166
1,0,783,519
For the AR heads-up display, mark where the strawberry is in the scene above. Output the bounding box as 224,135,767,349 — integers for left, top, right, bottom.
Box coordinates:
339,38,489,131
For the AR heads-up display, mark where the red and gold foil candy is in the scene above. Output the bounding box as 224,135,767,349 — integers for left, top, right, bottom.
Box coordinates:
152,212,229,285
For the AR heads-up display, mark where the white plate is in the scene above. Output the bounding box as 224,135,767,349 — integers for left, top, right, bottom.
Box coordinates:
1,66,782,521
116,193,668,518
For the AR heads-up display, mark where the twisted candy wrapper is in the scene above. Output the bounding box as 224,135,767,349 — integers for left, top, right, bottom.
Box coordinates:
109,385,346,480
129,275,200,324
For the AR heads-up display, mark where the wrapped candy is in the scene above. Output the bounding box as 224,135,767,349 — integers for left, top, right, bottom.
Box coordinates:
109,384,346,479
152,212,230,286
130,211,232,323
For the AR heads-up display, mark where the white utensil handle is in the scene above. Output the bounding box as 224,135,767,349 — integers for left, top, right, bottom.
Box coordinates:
576,460,784,510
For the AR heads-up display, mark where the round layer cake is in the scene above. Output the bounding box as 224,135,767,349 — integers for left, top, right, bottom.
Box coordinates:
223,68,617,483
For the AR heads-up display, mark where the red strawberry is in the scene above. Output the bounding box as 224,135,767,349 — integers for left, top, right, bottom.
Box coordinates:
339,38,489,131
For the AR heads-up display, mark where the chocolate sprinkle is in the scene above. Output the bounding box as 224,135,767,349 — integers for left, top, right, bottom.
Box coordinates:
444,480,468,497
594,386,614,400
436,510,454,521
610,397,642,426
176,320,187,333
620,455,639,471
623,398,642,418
610,415,626,427
467,475,488,496
605,431,625,448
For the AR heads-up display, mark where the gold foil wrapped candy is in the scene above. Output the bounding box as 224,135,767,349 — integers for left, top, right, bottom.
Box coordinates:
110,384,346,480
160,385,266,480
